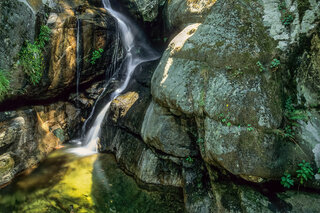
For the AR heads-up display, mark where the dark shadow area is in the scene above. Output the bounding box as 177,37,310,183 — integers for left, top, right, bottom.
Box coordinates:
91,154,186,213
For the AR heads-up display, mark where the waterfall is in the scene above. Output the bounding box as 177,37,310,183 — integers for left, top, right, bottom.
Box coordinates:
70,0,159,155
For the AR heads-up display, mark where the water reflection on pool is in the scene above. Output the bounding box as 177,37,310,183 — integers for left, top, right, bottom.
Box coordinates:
0,147,185,213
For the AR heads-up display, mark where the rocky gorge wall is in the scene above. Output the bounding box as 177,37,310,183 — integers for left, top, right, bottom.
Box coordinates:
103,0,320,212
1,0,320,212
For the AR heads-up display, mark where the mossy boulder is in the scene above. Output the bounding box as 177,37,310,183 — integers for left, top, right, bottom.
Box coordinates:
147,0,320,182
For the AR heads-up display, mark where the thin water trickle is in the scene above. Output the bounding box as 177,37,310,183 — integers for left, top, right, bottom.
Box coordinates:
76,18,81,103
70,0,160,155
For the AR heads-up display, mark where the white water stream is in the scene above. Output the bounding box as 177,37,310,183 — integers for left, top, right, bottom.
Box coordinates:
70,0,159,155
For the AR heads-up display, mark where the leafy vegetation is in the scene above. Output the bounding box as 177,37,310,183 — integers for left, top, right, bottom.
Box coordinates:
0,69,10,100
296,160,314,184
247,124,254,132
278,1,294,26
90,48,104,65
270,59,280,71
281,160,316,188
282,12,294,26
285,97,308,121
186,156,194,163
256,61,265,72
281,173,294,188
276,97,308,140
19,25,51,85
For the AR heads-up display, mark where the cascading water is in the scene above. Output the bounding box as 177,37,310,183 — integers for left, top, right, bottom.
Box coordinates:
70,0,159,155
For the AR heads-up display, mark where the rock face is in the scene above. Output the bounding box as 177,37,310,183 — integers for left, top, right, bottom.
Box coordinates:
0,0,120,105
119,0,165,22
0,102,79,186
0,0,35,70
0,0,119,185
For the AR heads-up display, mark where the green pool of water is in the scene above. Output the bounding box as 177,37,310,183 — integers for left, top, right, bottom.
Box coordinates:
0,148,185,213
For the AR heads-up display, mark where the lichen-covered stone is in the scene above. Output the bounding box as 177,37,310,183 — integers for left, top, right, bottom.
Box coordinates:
165,0,216,30
102,127,183,187
297,33,320,107
142,101,194,158
128,0,163,22
0,154,15,186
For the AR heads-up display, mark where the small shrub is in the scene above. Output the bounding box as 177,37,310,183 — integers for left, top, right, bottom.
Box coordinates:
90,48,104,65
281,173,294,188
296,160,314,184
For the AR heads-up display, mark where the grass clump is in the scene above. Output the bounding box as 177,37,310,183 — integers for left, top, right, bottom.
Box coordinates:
0,69,10,100
19,25,51,85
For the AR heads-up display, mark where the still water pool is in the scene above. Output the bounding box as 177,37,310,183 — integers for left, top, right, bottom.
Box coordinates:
0,148,185,213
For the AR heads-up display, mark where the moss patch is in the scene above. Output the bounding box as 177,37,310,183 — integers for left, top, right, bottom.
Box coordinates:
297,0,310,22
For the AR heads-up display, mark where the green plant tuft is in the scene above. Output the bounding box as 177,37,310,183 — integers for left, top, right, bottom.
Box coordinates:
270,59,280,71
247,124,254,132
36,25,51,48
278,1,295,26
282,12,294,26
90,48,104,65
296,160,314,184
0,69,10,100
281,173,294,188
186,156,194,163
256,61,265,72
